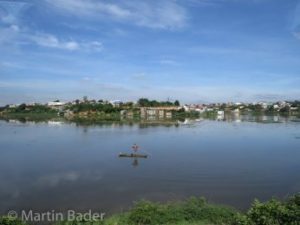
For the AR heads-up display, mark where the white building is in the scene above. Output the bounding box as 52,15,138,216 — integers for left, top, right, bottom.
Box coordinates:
8,104,18,108
47,102,66,107
110,100,123,106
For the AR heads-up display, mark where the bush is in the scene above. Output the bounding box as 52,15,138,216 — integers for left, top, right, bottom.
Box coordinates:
126,197,237,225
127,200,170,225
234,193,300,225
1,194,299,225
181,197,207,220
0,217,26,225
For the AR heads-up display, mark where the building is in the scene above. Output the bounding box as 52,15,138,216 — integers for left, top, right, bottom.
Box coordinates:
110,100,123,107
140,106,179,119
8,104,18,108
47,101,66,110
47,101,66,107
183,104,207,113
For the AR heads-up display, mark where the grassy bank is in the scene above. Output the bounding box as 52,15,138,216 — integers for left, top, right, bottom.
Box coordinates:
1,194,299,225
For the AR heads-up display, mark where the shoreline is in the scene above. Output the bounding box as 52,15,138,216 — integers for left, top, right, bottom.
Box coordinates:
0,111,299,125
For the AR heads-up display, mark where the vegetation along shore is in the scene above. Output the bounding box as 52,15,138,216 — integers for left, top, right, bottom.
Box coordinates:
1,194,299,225
1,98,300,122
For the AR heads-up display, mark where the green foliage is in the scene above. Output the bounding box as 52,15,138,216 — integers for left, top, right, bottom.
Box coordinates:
247,199,286,225
234,193,300,225
173,110,200,119
126,197,236,225
128,200,170,225
279,106,290,113
0,217,26,225
0,106,8,112
122,101,134,107
182,197,236,224
1,195,299,225
67,102,120,114
7,104,58,114
180,197,207,220
87,194,300,225
248,104,264,112
137,98,179,107
288,101,300,108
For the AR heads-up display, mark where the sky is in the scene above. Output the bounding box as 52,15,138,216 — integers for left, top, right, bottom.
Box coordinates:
0,0,300,105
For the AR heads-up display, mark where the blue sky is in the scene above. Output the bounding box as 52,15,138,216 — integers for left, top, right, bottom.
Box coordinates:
0,0,300,105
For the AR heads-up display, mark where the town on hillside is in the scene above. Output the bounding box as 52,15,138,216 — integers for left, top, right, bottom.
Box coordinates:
1,98,300,121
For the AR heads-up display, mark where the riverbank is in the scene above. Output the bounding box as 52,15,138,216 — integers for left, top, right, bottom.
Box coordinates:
0,110,201,123
2,100,299,124
1,111,300,126
1,194,299,225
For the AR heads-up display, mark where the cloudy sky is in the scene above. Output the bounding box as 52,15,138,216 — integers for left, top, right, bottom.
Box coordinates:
0,0,300,105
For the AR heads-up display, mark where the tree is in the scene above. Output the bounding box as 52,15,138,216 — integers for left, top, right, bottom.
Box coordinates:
124,102,134,107
280,106,290,113
18,104,26,111
174,100,180,106
138,98,150,107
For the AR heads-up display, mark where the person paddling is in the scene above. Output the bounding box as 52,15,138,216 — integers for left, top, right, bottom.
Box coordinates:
118,144,147,159
132,143,139,152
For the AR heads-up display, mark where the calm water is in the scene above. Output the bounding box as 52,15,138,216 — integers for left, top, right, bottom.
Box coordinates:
0,116,300,216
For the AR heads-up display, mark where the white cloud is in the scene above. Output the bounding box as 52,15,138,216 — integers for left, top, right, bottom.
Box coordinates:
0,1,103,52
10,24,20,32
183,0,224,7
0,0,31,24
30,33,75,50
291,2,300,27
84,41,102,51
159,59,179,66
131,73,147,80
46,0,187,30
128,0,187,29
46,0,131,18
0,18,102,52
0,61,24,69
182,0,269,7
293,32,300,40
0,24,20,44
290,1,300,40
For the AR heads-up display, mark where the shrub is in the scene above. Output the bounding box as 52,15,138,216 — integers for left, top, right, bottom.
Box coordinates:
234,193,300,225
0,217,27,225
126,197,237,225
127,200,168,225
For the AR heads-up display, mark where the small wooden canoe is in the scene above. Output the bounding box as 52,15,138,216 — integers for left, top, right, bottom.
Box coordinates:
119,153,148,158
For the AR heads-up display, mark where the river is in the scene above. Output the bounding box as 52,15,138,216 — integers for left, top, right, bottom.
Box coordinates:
0,115,299,216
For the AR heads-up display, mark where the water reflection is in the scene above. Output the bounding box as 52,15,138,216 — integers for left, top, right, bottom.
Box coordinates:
1,114,300,127
119,157,148,168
